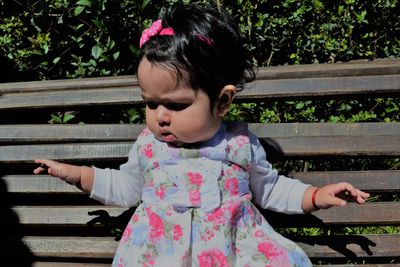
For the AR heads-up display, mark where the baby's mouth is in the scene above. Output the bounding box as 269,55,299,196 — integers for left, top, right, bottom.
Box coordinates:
160,132,176,143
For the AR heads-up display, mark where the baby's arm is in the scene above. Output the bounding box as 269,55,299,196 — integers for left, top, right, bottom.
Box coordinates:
249,131,370,214
33,159,94,194
301,182,370,213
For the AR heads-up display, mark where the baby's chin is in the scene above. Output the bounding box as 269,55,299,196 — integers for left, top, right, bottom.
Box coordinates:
155,135,185,147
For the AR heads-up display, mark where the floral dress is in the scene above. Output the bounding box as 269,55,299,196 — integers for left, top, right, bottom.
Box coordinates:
111,123,312,267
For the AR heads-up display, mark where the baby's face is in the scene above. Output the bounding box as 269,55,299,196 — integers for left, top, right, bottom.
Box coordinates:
137,57,222,146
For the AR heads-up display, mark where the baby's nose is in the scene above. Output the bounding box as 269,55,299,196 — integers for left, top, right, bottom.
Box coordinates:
156,105,171,124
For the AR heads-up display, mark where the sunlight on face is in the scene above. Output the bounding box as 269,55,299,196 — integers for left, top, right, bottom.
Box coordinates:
137,57,222,146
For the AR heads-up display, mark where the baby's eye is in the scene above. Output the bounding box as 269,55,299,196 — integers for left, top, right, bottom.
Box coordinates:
146,101,159,110
164,103,191,111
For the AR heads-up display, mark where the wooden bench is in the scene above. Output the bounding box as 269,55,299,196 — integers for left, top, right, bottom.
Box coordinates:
0,58,399,266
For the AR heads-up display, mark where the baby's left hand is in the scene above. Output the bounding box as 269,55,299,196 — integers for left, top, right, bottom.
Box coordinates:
313,182,370,210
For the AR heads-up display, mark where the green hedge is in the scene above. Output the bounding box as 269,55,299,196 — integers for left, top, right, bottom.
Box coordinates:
1,0,399,82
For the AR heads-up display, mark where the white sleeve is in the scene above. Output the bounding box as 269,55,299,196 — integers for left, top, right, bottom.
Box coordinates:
249,132,310,214
90,142,144,207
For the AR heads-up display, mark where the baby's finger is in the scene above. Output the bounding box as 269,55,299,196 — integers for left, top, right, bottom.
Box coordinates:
330,196,347,207
33,159,52,174
355,189,370,204
33,164,48,174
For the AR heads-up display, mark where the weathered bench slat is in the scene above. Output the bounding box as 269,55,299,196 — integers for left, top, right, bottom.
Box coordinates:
292,170,400,192
2,123,399,143
3,175,82,194
238,74,400,101
2,134,399,163
33,263,110,267
1,59,399,95
5,203,399,227
22,236,117,258
312,203,400,225
320,265,400,267
3,171,399,194
1,74,399,110
256,58,400,80
9,206,126,226
0,86,143,110
17,234,400,259
22,261,400,267
0,124,145,143
0,75,135,94
296,234,400,259
0,142,132,163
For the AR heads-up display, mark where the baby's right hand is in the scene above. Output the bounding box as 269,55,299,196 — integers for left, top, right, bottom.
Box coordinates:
33,159,82,185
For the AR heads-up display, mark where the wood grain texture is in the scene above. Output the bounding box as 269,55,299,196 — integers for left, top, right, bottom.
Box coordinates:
3,170,399,194
2,122,399,143
1,74,399,110
11,234,400,260
1,58,399,110
297,234,400,259
1,123,399,162
291,170,400,192
33,263,110,267
3,203,398,227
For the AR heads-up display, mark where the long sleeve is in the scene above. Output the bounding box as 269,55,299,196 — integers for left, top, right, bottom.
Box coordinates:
249,132,310,214
90,142,144,207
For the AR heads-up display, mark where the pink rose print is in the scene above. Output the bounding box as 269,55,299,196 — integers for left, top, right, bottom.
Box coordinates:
197,248,229,267
235,135,248,147
173,224,183,241
224,178,239,196
145,207,165,242
153,161,160,169
116,258,125,267
232,164,241,171
189,189,201,206
132,214,140,222
257,241,290,267
140,128,152,136
143,252,155,266
201,228,215,241
120,224,132,244
207,208,227,230
155,186,165,200
228,202,241,220
188,172,203,186
142,144,153,158
254,229,265,238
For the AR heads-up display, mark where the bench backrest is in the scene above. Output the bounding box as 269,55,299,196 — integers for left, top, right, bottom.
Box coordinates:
1,58,399,266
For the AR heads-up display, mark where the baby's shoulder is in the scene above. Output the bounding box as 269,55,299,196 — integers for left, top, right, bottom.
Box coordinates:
135,127,156,146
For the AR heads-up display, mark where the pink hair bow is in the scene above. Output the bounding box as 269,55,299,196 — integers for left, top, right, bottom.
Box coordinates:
139,19,175,48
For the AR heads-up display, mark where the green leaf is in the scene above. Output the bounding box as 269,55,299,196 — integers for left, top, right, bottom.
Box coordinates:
91,45,103,59
91,19,103,28
77,0,91,6
113,51,120,60
43,44,49,54
63,113,75,123
295,102,305,109
141,0,150,11
53,57,61,64
50,114,62,124
74,5,85,16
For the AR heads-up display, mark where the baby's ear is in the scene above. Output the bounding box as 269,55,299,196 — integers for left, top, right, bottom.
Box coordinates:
217,85,236,117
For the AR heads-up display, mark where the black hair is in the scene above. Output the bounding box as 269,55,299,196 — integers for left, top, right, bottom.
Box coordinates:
138,4,255,109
